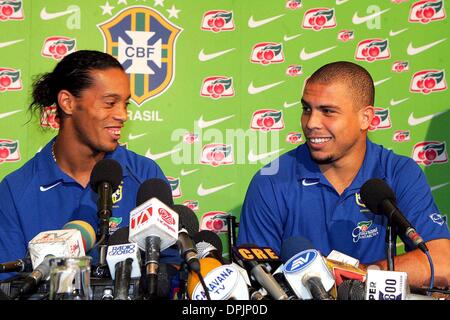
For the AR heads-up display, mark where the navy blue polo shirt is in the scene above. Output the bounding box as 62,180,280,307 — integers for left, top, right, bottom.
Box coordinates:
0,138,180,280
237,139,449,264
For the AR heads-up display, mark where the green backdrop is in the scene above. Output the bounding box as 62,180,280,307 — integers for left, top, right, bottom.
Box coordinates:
0,0,448,258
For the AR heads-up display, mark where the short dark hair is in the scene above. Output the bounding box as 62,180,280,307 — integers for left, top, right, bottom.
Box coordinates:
28,50,124,119
306,61,375,108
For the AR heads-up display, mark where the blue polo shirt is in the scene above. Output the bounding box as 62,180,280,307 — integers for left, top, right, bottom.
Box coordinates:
237,139,450,264
0,138,180,281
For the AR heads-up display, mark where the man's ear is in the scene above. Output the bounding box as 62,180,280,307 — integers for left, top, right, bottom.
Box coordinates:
360,105,375,131
57,90,75,115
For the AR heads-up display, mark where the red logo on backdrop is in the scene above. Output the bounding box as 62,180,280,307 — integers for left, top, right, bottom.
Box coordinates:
409,0,446,24
40,105,60,129
286,0,302,10
200,211,228,233
338,30,354,42
183,133,199,144
158,208,176,225
201,10,235,32
392,61,409,73
302,8,336,31
41,37,76,60
200,76,234,99
0,0,24,21
412,141,448,166
286,132,303,144
251,109,285,132
369,108,391,131
410,70,447,94
0,68,21,92
393,130,411,142
0,139,20,163
286,65,303,77
183,200,199,212
167,176,182,198
200,144,233,167
355,39,390,62
250,43,284,65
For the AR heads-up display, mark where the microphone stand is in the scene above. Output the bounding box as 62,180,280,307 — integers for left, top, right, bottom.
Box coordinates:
385,219,396,271
226,215,238,264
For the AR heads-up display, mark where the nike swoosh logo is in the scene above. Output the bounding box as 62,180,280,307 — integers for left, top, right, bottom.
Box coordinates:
181,169,199,176
198,48,235,62
0,39,24,48
197,182,234,196
336,0,350,4
40,7,77,20
283,33,302,42
248,149,283,162
302,179,319,187
389,98,409,106
352,8,390,24
248,14,285,28
197,114,235,129
283,101,301,108
0,109,22,119
374,77,391,86
389,28,408,37
248,80,285,95
407,38,447,56
431,182,449,192
145,148,181,160
408,111,447,126
299,46,337,60
40,181,62,192
128,133,147,140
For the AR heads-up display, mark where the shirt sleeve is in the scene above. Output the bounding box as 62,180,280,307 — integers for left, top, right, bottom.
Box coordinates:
0,179,27,281
237,172,286,254
391,157,450,251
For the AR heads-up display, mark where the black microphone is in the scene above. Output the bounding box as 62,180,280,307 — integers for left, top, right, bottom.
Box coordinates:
172,204,200,273
89,159,123,242
193,230,225,264
0,253,32,273
360,178,428,253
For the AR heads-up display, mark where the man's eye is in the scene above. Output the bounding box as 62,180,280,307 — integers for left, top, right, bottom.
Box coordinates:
302,106,311,113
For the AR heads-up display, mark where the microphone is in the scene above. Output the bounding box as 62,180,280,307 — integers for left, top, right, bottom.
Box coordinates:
337,269,438,300
233,244,289,300
128,179,178,298
89,159,123,241
280,236,335,300
186,257,250,300
193,230,225,264
360,178,428,253
16,221,96,298
106,227,141,300
172,204,200,273
0,253,32,273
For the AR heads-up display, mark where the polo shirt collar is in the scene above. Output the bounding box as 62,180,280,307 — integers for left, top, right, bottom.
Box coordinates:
38,137,130,187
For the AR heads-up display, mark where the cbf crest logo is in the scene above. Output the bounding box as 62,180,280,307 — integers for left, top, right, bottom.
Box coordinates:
98,6,182,106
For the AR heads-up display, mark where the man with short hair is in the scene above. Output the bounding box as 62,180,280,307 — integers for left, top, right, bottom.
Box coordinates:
237,61,450,288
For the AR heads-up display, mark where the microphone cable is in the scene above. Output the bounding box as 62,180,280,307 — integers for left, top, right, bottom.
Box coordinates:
195,270,211,300
424,250,435,296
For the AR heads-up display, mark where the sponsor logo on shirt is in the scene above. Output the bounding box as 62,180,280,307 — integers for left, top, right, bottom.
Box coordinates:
109,217,123,234
352,220,379,243
429,213,447,226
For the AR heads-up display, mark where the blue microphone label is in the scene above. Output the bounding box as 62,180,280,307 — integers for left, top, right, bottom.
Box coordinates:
283,249,318,273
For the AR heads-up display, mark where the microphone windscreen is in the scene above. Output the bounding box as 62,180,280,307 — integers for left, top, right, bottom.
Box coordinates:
280,236,315,262
337,279,365,300
63,220,96,252
193,230,223,256
187,257,222,299
89,159,123,192
108,226,130,246
136,178,174,207
173,204,199,236
360,178,396,214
